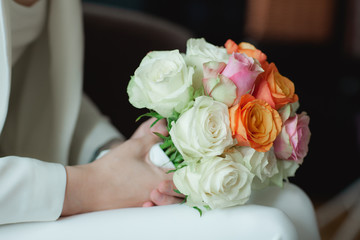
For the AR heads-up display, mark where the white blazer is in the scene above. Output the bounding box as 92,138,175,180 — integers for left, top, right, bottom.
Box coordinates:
0,0,123,225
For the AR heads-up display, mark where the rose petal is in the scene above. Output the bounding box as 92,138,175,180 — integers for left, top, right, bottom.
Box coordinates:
253,77,276,109
222,53,263,103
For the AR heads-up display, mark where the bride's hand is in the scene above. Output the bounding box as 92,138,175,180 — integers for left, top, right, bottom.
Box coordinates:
132,118,185,207
61,118,183,216
62,140,167,215
143,180,185,207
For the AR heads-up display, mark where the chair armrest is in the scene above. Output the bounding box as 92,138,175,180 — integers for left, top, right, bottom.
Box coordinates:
0,183,320,240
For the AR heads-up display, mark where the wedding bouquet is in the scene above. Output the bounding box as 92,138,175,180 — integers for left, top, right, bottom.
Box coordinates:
127,38,310,212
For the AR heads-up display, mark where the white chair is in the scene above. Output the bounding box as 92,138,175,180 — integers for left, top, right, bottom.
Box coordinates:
0,182,320,240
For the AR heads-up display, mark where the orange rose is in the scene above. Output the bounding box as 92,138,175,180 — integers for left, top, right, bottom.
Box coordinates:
229,94,282,152
253,62,298,110
225,39,267,65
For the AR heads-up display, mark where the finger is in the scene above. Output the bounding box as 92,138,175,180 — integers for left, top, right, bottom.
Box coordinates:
140,119,171,155
130,118,154,139
130,127,165,156
157,180,185,198
131,118,168,140
144,118,168,146
151,118,169,138
150,189,184,206
142,201,155,208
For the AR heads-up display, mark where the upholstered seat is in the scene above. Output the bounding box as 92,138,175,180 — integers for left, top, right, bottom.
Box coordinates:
0,183,320,240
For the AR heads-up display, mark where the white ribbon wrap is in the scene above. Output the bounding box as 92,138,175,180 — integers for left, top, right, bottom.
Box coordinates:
149,143,175,169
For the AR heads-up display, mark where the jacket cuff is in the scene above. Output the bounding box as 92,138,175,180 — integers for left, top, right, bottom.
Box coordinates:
0,157,66,224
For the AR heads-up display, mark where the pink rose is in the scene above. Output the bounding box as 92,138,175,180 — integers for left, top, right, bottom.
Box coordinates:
202,61,237,107
221,53,263,104
274,111,311,163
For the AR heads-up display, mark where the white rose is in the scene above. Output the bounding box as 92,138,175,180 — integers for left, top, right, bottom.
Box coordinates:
278,101,300,121
270,160,299,187
170,96,233,163
173,154,254,209
235,147,279,189
185,38,229,89
127,50,194,117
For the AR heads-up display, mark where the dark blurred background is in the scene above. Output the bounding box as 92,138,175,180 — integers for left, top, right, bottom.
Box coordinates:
81,0,360,217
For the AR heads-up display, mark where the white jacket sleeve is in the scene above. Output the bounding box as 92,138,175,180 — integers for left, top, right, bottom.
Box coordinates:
0,156,66,225
69,94,125,165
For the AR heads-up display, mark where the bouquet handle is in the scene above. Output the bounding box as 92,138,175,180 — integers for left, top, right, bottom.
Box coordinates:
149,143,175,169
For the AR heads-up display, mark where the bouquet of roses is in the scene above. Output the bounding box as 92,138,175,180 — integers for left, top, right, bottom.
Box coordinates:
127,38,310,212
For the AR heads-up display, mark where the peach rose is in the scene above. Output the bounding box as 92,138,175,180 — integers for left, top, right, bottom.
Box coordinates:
225,39,267,65
253,63,298,110
229,94,282,152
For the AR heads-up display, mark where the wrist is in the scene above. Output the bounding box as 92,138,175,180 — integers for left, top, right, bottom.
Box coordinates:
62,164,95,216
91,138,124,162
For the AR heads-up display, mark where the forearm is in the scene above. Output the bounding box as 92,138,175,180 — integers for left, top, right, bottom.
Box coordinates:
62,150,148,217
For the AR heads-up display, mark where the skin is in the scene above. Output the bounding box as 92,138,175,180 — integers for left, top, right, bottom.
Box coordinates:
62,118,184,216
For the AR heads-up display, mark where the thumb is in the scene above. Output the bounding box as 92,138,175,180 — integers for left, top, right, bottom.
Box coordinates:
138,123,168,156
150,118,168,137
131,118,168,140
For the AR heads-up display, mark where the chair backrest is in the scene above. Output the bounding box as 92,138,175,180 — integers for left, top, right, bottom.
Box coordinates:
82,3,194,137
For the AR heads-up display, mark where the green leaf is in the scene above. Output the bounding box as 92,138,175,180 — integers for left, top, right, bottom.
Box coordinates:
165,146,176,156
180,195,188,204
160,139,173,149
152,132,168,140
173,189,182,194
135,111,164,122
193,86,205,99
174,161,187,169
150,118,161,128
193,206,203,217
169,151,178,161
165,111,180,133
177,162,187,169
169,109,180,120
173,156,184,165
204,205,211,210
